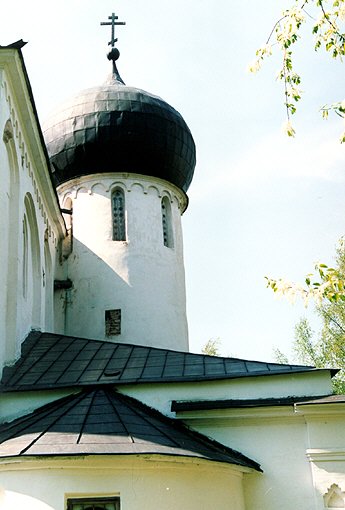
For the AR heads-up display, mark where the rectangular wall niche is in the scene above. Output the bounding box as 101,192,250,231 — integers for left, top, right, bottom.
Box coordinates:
105,309,121,336
67,497,120,510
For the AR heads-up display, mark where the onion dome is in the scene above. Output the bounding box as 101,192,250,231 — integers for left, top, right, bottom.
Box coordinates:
43,53,196,192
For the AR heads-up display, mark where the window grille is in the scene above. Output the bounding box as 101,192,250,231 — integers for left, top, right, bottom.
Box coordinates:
105,309,121,336
161,196,173,248
67,497,120,510
112,189,126,241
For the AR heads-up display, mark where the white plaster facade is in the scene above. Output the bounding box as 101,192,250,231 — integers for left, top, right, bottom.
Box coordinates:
1,44,345,510
56,173,189,350
0,48,65,369
0,457,247,510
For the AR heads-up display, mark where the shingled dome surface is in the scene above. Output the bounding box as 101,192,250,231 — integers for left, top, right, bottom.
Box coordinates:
43,75,196,191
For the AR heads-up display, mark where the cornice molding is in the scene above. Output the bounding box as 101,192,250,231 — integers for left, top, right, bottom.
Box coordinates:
307,448,345,463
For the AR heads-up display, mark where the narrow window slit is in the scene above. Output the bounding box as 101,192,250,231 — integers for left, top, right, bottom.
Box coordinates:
112,188,126,241
161,196,173,248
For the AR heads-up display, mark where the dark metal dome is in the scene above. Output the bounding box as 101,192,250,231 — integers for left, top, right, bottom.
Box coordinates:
43,75,196,192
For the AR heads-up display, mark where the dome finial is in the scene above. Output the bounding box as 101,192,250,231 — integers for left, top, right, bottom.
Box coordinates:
100,12,126,84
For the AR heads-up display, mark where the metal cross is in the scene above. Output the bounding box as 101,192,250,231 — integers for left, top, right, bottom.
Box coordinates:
100,12,126,47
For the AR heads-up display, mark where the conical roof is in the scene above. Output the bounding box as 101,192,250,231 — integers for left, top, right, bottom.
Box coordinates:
0,387,260,470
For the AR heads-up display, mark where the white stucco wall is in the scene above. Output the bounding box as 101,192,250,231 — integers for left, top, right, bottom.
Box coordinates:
120,369,333,416
0,50,65,370
192,410,314,510
0,456,247,510
0,370,332,425
298,403,345,509
175,401,345,510
57,173,189,351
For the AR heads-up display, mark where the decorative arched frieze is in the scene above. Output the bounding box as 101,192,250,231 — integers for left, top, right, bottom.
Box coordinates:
75,185,89,196
161,190,173,202
324,484,345,508
2,76,58,246
3,118,13,142
171,194,180,208
57,174,188,213
109,180,129,193
131,182,146,194
147,184,161,197
90,182,107,194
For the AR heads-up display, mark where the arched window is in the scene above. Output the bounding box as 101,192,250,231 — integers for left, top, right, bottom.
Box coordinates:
2,119,20,362
24,193,41,329
112,188,126,241
161,196,174,248
22,215,28,298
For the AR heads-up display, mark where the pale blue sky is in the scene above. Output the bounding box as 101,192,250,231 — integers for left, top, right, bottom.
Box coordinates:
2,1,345,361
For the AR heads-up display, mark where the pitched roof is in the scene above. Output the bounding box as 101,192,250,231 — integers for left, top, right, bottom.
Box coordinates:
0,332,322,392
0,39,27,49
0,387,260,471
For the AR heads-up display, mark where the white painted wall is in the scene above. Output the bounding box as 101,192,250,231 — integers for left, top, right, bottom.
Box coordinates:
0,456,247,510
2,47,345,510
173,401,345,510
0,369,332,426
57,173,189,351
120,370,333,416
298,403,345,509
0,50,65,370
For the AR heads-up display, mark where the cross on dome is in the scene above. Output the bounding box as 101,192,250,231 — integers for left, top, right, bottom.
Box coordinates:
100,12,126,81
100,12,126,49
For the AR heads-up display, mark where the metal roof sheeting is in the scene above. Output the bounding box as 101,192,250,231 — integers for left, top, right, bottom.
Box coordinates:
0,387,261,470
0,332,320,392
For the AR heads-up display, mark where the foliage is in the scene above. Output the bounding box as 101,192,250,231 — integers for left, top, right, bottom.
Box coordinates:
266,242,345,305
293,314,345,392
249,0,345,140
202,338,221,356
273,242,345,393
272,347,290,364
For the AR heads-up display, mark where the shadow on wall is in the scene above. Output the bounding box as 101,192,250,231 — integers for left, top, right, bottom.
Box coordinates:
54,237,131,341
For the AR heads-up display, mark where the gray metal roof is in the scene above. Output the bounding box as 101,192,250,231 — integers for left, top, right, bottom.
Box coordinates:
0,387,260,470
171,395,333,412
43,73,196,192
0,332,321,392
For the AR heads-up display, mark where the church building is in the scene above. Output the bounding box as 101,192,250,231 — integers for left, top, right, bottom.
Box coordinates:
0,14,345,510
